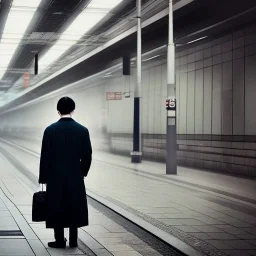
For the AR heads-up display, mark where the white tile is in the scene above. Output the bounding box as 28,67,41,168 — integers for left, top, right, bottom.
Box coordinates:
0,239,34,255
41,240,83,255
27,239,50,256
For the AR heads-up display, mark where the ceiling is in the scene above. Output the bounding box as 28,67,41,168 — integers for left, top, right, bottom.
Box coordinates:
0,0,89,86
0,0,139,96
0,0,184,103
0,0,256,111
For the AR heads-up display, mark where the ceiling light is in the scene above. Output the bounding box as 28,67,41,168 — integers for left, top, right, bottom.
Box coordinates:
12,0,42,8
39,0,123,71
187,36,207,44
143,55,161,62
89,0,123,9
0,0,41,80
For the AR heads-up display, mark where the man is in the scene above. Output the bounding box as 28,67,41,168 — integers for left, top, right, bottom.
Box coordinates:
39,97,92,248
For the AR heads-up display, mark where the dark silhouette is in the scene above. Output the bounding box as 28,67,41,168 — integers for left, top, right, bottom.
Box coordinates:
39,97,92,248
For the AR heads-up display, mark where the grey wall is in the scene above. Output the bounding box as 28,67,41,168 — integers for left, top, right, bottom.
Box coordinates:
176,26,256,136
107,24,256,176
175,25,256,176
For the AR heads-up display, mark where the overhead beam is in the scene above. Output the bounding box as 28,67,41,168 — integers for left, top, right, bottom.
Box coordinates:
1,0,193,108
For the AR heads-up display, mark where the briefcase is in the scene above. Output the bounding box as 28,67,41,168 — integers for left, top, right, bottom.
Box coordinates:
32,185,47,222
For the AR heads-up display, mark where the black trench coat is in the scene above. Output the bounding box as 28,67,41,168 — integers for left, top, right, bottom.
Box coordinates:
39,118,92,228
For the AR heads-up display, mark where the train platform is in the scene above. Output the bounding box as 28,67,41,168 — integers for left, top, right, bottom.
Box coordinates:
0,137,256,256
0,143,184,256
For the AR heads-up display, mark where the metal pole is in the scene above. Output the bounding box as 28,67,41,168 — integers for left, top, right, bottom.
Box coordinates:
131,0,142,163
166,0,177,174
137,0,142,100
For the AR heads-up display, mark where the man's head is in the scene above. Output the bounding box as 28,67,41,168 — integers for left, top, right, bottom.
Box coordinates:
57,97,75,116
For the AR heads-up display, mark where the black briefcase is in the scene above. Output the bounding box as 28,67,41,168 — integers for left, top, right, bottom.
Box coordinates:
32,185,47,222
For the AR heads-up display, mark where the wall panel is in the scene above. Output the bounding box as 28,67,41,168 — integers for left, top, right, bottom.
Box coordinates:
176,73,180,134
161,64,167,134
148,67,157,134
179,73,187,134
142,69,150,133
154,66,162,133
203,67,212,134
195,69,203,134
245,54,256,135
187,71,195,134
233,58,245,135
212,64,222,134
222,61,233,135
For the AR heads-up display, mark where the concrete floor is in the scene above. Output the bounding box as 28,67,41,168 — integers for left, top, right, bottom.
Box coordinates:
0,137,256,256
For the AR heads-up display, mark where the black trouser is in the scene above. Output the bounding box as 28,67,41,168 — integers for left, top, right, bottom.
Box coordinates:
54,227,77,243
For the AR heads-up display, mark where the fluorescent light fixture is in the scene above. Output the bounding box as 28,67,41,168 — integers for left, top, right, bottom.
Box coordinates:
40,0,123,70
187,36,207,44
0,0,41,80
12,0,42,8
143,55,161,62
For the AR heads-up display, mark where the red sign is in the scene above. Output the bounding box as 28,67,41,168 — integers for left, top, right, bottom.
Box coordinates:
24,72,29,88
106,92,122,100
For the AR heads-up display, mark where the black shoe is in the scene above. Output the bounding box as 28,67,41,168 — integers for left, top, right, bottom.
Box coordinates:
69,241,78,248
48,238,67,248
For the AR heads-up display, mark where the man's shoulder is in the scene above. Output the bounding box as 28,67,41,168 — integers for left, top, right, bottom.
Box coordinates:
44,121,89,134
74,122,89,133
44,122,58,132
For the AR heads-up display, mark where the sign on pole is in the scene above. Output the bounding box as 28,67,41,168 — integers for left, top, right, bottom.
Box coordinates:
106,92,122,100
166,97,176,111
24,72,29,88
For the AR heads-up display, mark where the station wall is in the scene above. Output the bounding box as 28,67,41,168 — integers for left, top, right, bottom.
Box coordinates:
174,25,256,177
105,24,256,176
1,24,256,177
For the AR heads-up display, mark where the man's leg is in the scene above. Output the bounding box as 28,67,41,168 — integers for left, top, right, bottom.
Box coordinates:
54,228,65,242
48,228,66,248
69,227,78,247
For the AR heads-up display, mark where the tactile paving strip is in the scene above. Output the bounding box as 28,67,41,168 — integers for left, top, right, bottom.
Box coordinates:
78,239,97,256
88,197,185,256
0,230,23,236
91,194,228,256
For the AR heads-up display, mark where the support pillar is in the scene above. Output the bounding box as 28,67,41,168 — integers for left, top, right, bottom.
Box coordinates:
131,0,142,163
166,0,177,174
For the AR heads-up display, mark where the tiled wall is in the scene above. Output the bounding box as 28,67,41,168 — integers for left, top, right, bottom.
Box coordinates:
108,133,256,177
175,25,256,136
109,133,166,162
173,24,256,176
106,24,256,177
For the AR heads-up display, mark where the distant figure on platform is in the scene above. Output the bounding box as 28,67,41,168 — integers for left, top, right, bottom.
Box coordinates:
39,97,92,248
